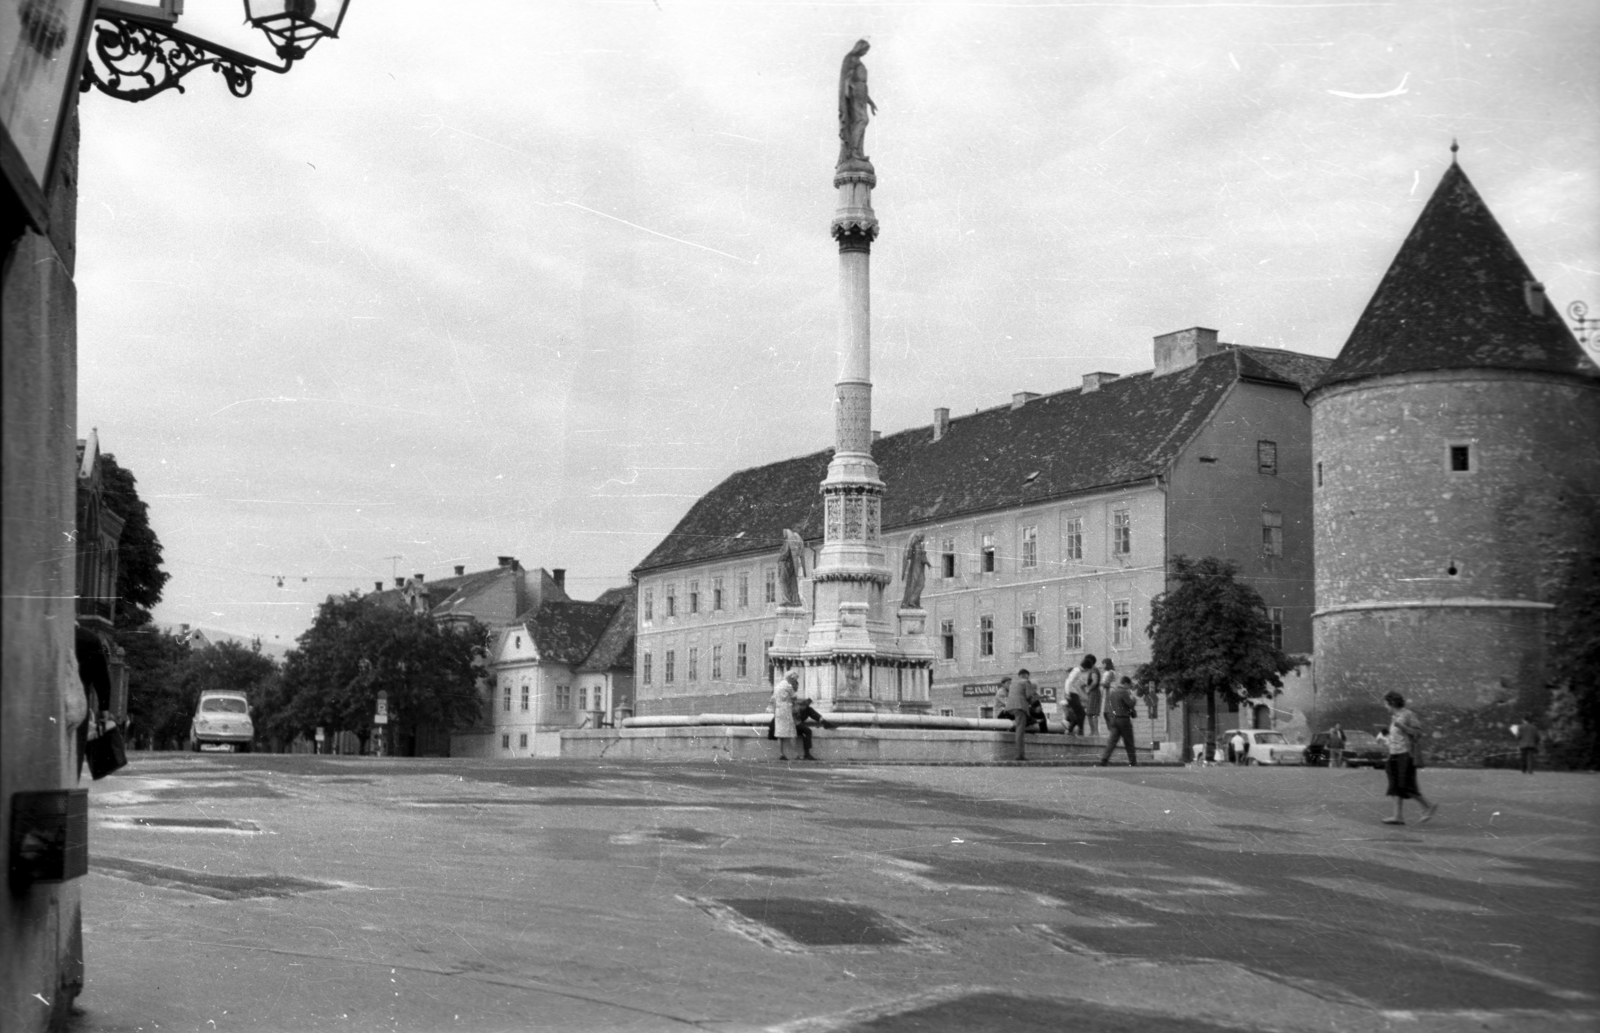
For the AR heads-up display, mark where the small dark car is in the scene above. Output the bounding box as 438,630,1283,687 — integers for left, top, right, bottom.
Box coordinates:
1307,729,1387,768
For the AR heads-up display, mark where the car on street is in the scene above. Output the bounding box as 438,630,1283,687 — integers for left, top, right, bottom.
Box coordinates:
189,690,255,753
1306,729,1388,768
1216,728,1307,766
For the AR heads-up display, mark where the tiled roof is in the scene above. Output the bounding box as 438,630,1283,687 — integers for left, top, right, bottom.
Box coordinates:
579,592,636,673
367,567,504,617
1316,163,1599,391
634,346,1330,574
522,601,619,666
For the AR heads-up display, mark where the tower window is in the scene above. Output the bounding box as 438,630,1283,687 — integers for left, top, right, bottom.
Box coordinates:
1450,445,1471,472
1316,462,1323,488
1257,440,1277,476
1262,510,1283,557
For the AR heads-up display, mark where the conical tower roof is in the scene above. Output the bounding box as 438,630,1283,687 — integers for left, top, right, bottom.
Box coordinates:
1315,161,1598,392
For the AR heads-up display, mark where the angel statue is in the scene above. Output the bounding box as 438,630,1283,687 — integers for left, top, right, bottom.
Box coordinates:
837,39,877,168
900,532,930,609
777,528,807,607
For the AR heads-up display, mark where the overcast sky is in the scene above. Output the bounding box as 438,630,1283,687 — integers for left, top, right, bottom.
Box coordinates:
75,0,1599,649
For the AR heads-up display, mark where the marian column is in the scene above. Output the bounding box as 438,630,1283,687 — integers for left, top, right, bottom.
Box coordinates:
770,40,933,713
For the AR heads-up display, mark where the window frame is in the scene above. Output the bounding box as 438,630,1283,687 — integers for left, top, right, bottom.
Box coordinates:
736,641,748,679
688,580,700,614
1020,525,1038,569
738,572,750,608
941,537,956,579
1064,516,1083,562
1447,442,1474,474
979,614,995,658
940,619,956,661
713,576,724,611
688,646,699,682
1262,510,1284,557
1268,606,1284,651
1257,440,1278,476
712,643,723,681
1112,508,1131,556
1021,609,1038,654
1064,604,1083,652
665,650,676,684
643,588,653,621
1112,599,1132,648
642,651,653,685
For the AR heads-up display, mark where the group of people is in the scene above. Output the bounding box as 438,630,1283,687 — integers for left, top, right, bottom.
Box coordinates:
995,655,1140,765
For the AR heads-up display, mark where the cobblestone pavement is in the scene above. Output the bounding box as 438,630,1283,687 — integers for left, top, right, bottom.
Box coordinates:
70,754,1599,1033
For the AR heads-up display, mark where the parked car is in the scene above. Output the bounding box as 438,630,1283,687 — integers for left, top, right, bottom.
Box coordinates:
1307,729,1387,768
1216,729,1308,766
189,690,254,753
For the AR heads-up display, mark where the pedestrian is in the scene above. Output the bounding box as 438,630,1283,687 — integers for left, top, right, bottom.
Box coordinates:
1015,668,1047,732
1328,722,1347,768
1381,691,1437,825
1001,675,1039,761
1064,691,1086,736
1084,659,1104,738
1515,714,1542,775
1228,730,1246,765
771,672,800,761
1097,676,1139,766
1063,654,1096,735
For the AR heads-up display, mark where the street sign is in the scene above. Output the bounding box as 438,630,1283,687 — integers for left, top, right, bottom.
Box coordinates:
375,691,389,725
315,727,325,742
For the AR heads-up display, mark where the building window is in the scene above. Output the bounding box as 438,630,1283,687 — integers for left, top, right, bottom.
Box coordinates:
666,585,677,617
981,533,996,573
1262,510,1283,556
643,588,653,621
665,650,675,684
689,580,700,614
1113,600,1131,648
519,733,528,748
980,614,995,657
1065,517,1083,561
712,644,723,680
739,572,749,608
688,647,699,681
1316,462,1323,488
579,686,588,711
1258,440,1278,476
941,538,956,579
737,642,748,679
1268,606,1284,651
501,733,510,749
1450,444,1471,472
764,569,776,604
940,619,956,661
939,708,954,718
556,684,572,709
763,638,774,672
1112,509,1131,555
502,682,511,712
643,652,653,685
713,577,724,611
1021,526,1038,569
1021,610,1038,653
1065,605,1083,651
520,685,530,712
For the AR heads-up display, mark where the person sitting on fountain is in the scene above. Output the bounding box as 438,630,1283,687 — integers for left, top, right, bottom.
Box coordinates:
792,697,837,761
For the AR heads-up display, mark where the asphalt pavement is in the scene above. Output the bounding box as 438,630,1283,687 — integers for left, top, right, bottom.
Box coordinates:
68,753,1600,1033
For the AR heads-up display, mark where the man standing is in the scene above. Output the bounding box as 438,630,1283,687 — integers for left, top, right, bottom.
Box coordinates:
1062,655,1095,735
1098,676,1139,766
1084,658,1104,738
1015,668,1044,732
1001,675,1038,761
1516,715,1542,775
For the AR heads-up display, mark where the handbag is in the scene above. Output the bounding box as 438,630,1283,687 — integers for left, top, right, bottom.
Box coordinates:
86,713,128,779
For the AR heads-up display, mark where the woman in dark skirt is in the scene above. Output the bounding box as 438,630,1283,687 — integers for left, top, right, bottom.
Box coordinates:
1382,691,1437,826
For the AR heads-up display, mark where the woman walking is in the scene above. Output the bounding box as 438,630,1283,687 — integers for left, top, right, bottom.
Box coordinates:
1382,691,1437,825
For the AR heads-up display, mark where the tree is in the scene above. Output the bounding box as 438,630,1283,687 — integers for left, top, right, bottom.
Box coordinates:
1545,546,1600,770
1138,555,1304,753
278,594,484,752
99,452,169,629
119,626,189,750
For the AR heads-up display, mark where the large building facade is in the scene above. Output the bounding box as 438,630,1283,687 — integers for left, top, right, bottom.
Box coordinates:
1310,161,1600,761
634,329,1328,749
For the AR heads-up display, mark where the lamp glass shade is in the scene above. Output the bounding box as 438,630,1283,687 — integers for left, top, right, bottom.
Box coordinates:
243,0,350,39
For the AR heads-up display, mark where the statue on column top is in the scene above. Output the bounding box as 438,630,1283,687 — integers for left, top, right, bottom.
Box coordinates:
900,532,929,610
837,39,877,169
778,528,807,607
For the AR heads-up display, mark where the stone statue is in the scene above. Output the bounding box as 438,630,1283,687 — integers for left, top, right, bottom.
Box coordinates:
778,528,807,607
900,532,929,609
837,39,877,168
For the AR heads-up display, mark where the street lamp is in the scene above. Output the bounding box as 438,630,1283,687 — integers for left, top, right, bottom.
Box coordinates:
83,0,352,102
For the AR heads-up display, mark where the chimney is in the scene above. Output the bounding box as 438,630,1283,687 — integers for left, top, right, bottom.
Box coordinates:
1012,391,1041,410
552,568,566,591
932,407,950,442
497,555,514,568
180,623,190,634
1153,326,1221,376
374,582,383,593
454,565,465,576
413,573,425,583
872,430,882,442
394,578,405,589
1081,372,1119,393
1524,280,1547,316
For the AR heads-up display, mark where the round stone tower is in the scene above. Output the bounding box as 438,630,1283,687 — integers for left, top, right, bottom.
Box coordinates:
1308,158,1600,760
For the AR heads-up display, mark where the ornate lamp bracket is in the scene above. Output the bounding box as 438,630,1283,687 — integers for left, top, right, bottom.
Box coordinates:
1569,300,1600,351
80,14,290,102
